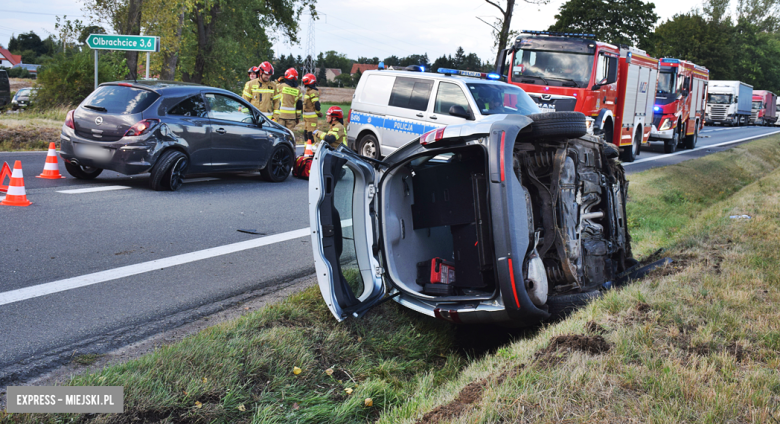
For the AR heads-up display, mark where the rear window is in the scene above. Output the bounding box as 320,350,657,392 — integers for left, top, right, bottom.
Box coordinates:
82,85,160,114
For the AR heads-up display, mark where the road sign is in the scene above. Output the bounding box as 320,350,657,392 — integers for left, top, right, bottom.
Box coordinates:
86,34,159,52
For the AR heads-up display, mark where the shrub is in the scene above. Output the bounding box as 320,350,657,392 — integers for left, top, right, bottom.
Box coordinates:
34,50,128,108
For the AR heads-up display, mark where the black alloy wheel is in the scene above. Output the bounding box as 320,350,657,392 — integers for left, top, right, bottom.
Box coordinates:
64,162,103,180
262,145,292,182
150,150,188,191
166,156,188,191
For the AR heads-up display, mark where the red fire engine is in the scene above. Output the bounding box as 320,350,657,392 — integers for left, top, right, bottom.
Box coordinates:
649,58,709,152
498,31,660,162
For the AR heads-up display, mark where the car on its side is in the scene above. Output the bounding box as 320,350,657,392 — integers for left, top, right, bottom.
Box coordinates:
59,81,296,190
11,87,37,110
310,108,635,326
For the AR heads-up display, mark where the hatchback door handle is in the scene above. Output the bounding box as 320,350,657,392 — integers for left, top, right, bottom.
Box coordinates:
416,113,424,117
216,128,226,134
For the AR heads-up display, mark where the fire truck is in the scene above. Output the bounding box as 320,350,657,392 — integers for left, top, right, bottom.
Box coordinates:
649,58,709,152
496,31,660,162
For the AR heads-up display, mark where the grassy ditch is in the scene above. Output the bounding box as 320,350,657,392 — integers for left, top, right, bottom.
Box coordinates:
0,107,68,151
3,136,780,423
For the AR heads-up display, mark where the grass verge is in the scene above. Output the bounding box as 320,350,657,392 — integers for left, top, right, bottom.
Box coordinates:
3,136,780,423
0,107,69,151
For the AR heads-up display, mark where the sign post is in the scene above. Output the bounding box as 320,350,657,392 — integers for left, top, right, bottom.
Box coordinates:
86,34,160,89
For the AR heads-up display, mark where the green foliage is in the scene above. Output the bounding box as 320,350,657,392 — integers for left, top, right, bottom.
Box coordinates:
7,31,58,64
2,67,32,79
548,0,659,48
431,46,489,72
35,50,128,108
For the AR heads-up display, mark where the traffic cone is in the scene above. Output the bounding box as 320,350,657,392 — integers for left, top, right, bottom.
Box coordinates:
37,142,65,179
0,161,11,193
1,161,32,207
304,139,315,157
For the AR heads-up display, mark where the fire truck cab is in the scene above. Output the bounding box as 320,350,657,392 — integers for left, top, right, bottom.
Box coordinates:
499,31,659,162
649,58,709,152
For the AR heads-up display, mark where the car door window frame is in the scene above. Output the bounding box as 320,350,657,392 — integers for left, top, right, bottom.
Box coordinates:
433,81,471,116
168,94,209,118
203,92,257,125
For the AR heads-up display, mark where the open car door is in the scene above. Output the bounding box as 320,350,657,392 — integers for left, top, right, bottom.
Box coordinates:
309,143,386,321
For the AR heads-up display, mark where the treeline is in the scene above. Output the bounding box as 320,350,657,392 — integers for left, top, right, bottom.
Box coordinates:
548,0,780,93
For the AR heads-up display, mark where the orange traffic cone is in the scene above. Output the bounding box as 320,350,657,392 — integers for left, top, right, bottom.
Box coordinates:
304,139,315,157
0,161,11,193
1,161,32,207
37,142,65,179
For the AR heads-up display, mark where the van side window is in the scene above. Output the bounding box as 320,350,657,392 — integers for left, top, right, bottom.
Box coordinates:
169,95,207,118
434,82,470,115
389,77,433,111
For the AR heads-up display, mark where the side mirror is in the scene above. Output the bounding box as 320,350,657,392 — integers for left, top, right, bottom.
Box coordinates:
449,104,473,120
605,58,618,85
681,89,689,97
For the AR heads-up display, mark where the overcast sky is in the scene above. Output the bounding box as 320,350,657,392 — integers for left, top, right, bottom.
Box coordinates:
1,0,707,63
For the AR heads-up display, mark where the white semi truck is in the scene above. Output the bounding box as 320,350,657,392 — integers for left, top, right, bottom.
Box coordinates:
705,80,753,126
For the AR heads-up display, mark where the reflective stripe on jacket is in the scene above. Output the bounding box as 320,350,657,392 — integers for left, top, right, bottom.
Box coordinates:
251,80,276,115
316,121,347,149
242,80,254,102
275,82,302,119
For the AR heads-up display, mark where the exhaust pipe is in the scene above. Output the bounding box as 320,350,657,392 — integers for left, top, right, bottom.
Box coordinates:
524,232,548,307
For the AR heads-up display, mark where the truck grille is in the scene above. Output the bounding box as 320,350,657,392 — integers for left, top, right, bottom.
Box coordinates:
751,110,758,122
653,114,663,129
709,105,728,121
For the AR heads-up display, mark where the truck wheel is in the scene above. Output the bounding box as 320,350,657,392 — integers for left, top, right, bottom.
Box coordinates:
528,111,587,140
619,128,641,162
358,133,380,159
683,124,698,150
664,126,679,154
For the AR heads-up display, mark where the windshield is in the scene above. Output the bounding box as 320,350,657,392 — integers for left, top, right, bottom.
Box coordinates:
657,71,677,95
752,101,763,109
513,49,594,88
16,88,31,96
708,94,732,104
466,82,540,116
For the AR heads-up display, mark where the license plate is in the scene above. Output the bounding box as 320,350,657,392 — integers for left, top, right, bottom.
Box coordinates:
76,144,112,161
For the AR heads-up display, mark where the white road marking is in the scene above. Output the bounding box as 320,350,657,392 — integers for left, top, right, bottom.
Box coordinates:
57,186,132,194
0,227,311,307
183,177,221,183
625,130,780,166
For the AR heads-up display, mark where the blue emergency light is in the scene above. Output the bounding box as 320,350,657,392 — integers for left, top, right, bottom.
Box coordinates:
661,58,680,64
437,68,500,80
486,73,500,80
654,106,661,112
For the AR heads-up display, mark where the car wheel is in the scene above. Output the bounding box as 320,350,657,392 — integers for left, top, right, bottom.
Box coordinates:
150,150,188,191
664,126,679,154
358,134,380,159
546,290,602,320
619,128,641,162
683,124,698,150
528,111,588,140
64,162,103,180
261,145,293,182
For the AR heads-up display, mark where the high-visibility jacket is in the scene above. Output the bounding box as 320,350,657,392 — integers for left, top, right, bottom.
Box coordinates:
273,81,302,121
251,80,276,117
302,87,321,129
242,80,254,103
316,121,347,149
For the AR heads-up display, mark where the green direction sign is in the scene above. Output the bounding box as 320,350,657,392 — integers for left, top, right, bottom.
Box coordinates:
86,34,159,52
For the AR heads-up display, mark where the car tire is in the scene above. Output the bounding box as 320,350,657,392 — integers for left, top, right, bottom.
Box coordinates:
663,126,679,154
150,150,188,191
261,145,293,182
546,290,602,320
619,128,641,162
683,123,698,150
358,133,380,159
64,162,103,180
528,111,588,140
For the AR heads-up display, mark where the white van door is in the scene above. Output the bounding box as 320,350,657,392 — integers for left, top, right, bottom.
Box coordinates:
382,77,437,154
428,81,473,126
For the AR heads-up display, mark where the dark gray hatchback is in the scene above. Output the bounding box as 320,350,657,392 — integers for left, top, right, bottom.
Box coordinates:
60,81,296,190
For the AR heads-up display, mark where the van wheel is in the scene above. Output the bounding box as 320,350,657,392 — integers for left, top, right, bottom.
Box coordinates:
619,129,641,162
358,134,380,159
546,291,602,320
529,111,588,140
150,150,188,191
683,124,698,150
65,162,103,180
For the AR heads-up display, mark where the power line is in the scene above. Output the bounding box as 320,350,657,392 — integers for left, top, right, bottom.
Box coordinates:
0,9,85,17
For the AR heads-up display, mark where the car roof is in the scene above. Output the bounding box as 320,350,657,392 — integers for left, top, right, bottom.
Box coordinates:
100,80,242,98
361,70,504,86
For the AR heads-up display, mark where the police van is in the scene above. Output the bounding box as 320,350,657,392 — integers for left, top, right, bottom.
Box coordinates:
347,67,540,158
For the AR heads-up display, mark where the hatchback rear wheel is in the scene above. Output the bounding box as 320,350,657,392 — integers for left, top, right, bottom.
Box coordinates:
150,150,188,191
261,145,293,182
64,162,103,180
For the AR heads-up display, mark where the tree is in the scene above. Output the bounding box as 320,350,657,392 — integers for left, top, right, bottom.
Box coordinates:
652,13,735,80
317,65,327,86
78,25,107,44
548,0,659,48
399,54,429,67
352,68,362,86
481,0,550,69
383,55,400,66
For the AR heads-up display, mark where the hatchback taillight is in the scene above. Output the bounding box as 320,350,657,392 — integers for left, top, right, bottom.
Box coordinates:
124,119,160,137
65,110,75,129
420,127,446,145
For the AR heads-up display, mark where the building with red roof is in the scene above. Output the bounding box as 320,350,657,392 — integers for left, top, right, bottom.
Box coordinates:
350,63,378,75
0,46,22,68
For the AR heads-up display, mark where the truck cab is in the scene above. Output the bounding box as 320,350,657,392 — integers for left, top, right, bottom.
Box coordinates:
705,81,753,127
750,90,777,126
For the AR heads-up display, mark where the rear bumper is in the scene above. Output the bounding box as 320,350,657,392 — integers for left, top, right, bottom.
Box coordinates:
59,126,157,175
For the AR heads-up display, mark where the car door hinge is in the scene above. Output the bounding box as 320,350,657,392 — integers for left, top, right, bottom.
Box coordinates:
368,184,376,200
374,265,384,277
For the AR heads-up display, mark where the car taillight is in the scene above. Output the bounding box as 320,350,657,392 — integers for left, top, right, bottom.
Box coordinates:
117,83,133,87
65,110,75,129
124,119,160,137
420,127,446,145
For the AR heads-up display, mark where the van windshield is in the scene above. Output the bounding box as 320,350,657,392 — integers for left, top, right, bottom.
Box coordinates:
466,83,540,116
708,94,732,104
82,85,160,114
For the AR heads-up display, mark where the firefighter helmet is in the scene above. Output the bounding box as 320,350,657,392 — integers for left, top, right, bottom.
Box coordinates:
302,73,316,85
248,66,260,76
326,106,343,120
258,61,274,75
284,68,299,80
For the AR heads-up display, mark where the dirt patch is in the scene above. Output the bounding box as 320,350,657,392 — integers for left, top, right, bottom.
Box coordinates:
9,78,34,91
416,378,487,424
0,123,59,151
586,321,607,335
534,334,611,368
318,87,354,104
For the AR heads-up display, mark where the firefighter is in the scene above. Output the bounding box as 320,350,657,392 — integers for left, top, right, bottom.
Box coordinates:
251,61,276,119
273,68,303,131
301,73,322,142
242,66,259,103
314,106,347,149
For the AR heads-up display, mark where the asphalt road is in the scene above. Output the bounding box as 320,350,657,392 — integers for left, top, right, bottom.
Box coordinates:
0,125,778,386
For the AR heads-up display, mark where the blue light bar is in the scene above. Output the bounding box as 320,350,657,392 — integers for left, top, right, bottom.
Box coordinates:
654,106,661,112
438,68,458,75
520,30,596,38
661,58,679,64
487,73,500,80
